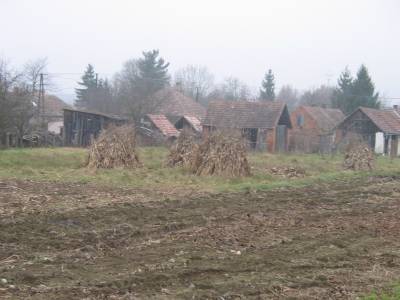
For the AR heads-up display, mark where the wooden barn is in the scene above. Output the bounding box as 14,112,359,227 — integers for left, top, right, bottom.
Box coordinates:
63,108,128,147
138,114,180,146
289,106,344,153
202,101,292,152
174,115,202,135
335,106,400,157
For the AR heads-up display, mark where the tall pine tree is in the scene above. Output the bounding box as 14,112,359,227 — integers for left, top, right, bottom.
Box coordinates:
331,65,380,114
331,67,354,114
75,64,97,108
260,69,275,101
134,50,170,99
352,64,380,110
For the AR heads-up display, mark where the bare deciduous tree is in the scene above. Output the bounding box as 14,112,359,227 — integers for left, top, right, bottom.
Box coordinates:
23,58,48,96
174,65,214,102
0,58,34,145
277,85,300,111
299,85,335,108
208,77,252,101
113,58,166,122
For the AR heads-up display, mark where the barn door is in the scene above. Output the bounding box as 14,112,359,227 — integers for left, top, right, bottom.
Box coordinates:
276,125,287,152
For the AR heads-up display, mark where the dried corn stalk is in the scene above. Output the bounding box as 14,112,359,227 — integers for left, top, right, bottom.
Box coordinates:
87,125,141,169
343,143,374,171
190,131,251,177
166,130,198,168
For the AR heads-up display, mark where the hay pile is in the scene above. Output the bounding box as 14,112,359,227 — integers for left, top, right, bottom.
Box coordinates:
190,131,251,177
166,130,198,168
87,125,141,169
343,143,375,171
269,166,306,178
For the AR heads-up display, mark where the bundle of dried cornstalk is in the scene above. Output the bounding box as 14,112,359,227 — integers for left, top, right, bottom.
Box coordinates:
343,143,374,171
269,166,306,178
190,131,251,177
87,125,141,169
166,130,198,168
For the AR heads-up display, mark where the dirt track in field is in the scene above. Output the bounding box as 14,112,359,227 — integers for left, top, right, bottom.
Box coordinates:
1,176,400,299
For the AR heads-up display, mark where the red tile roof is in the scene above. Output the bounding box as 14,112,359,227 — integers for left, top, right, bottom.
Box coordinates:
203,100,289,129
181,115,202,132
44,95,71,116
302,106,345,132
359,107,400,135
147,114,180,137
152,88,206,119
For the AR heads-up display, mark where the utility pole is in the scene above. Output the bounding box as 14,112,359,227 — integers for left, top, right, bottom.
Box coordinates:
38,73,46,128
195,86,200,102
95,73,98,87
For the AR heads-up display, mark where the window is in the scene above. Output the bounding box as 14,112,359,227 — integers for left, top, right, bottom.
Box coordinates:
297,114,304,127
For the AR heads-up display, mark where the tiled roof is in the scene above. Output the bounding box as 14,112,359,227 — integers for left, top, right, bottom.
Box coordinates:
152,88,206,119
147,114,180,137
63,108,128,121
203,100,288,129
44,95,71,116
182,115,202,132
359,107,400,135
302,106,345,132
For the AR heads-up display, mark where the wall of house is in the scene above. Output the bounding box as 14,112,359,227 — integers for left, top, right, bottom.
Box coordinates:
335,110,379,152
265,128,275,152
374,132,400,156
375,132,384,154
48,121,63,135
202,125,287,153
289,107,322,153
63,111,126,147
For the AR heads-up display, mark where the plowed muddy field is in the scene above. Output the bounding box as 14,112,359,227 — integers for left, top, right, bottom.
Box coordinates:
1,176,400,299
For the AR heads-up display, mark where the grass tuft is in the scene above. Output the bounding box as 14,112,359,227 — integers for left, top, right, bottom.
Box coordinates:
0,147,400,192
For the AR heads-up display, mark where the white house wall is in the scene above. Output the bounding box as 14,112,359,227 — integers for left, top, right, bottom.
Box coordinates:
375,132,384,154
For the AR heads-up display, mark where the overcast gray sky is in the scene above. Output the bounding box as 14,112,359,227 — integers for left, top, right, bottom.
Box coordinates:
1,0,399,104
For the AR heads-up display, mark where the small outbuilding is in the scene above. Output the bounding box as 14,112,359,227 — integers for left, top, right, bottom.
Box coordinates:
174,115,202,135
151,87,206,123
335,106,400,157
202,100,292,152
63,108,128,147
289,106,345,153
138,114,180,145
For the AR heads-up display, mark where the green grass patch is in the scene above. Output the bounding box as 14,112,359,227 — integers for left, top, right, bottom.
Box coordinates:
361,283,400,300
0,147,399,192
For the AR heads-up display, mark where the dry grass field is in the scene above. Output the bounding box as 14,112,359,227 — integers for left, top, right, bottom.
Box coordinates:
1,148,400,299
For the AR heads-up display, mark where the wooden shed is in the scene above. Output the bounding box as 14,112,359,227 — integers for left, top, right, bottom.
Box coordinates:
202,101,292,152
63,108,128,147
335,106,400,157
174,115,202,135
289,106,344,153
138,114,180,146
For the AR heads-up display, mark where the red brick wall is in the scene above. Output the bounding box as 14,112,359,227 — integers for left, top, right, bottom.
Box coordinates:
266,128,275,152
289,107,321,153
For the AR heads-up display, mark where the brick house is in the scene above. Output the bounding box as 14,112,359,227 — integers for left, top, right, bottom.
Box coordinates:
202,101,292,152
335,106,400,157
289,106,344,153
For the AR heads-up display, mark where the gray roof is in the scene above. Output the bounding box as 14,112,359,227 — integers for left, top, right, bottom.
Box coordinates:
203,100,290,129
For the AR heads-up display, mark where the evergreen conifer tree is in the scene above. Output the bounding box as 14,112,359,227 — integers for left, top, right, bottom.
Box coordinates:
331,67,354,114
331,65,380,114
134,50,170,98
75,64,97,108
260,69,275,101
352,64,380,110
